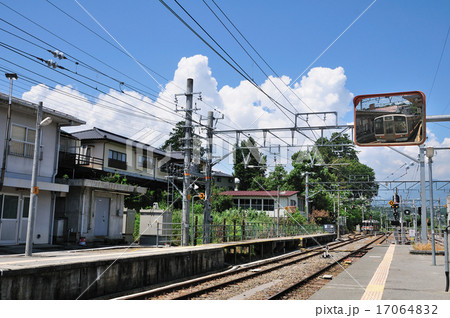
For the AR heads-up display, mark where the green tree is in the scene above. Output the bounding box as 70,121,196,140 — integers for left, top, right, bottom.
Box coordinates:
315,133,359,163
233,137,267,190
161,121,186,151
264,165,288,191
211,185,234,212
285,133,377,225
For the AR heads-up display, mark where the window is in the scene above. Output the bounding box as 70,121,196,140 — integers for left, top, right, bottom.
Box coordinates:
137,155,154,170
9,124,36,158
22,197,30,218
251,199,262,210
385,121,394,134
79,146,92,165
0,195,19,219
263,199,274,211
374,118,384,135
394,116,407,134
240,199,250,209
108,150,127,170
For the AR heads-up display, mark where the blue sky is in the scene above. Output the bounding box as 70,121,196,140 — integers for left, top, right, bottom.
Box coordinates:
1,0,450,204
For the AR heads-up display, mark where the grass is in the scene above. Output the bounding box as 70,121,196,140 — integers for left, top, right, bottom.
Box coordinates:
413,243,444,251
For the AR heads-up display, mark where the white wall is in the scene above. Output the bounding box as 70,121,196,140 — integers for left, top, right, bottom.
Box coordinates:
3,111,58,180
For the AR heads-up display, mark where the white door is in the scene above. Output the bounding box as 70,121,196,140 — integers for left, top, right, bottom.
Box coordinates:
0,194,20,244
94,197,110,236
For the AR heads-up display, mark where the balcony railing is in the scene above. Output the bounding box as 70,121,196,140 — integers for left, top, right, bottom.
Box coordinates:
108,158,127,170
58,152,104,170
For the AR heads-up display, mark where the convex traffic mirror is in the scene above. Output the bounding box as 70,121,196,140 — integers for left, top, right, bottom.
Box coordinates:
353,91,426,146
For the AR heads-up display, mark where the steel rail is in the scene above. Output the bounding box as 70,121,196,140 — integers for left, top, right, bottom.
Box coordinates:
169,236,369,300
266,234,385,300
115,235,364,300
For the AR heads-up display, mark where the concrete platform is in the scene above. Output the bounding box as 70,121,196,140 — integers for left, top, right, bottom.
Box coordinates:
310,243,450,300
0,233,335,299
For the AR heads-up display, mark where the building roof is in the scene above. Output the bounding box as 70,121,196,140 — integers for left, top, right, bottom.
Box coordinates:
71,127,184,160
0,92,85,126
67,179,147,195
212,170,233,178
220,190,299,197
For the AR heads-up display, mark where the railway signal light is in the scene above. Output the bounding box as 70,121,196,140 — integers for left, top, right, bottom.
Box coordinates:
394,194,400,204
404,209,411,216
393,212,399,220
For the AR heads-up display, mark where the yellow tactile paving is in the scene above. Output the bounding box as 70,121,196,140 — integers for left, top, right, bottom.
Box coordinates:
361,244,395,300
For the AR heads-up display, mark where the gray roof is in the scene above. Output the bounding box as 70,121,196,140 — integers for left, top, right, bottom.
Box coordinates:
0,92,85,126
212,170,233,178
72,127,183,160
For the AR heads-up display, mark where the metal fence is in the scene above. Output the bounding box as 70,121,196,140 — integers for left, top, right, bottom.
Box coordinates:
154,222,182,246
206,221,325,244
154,220,325,246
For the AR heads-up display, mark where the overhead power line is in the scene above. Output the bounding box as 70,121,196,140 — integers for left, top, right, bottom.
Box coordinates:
0,2,174,99
159,0,298,125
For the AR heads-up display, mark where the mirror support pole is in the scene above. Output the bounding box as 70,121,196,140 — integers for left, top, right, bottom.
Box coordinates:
387,145,427,243
419,145,428,243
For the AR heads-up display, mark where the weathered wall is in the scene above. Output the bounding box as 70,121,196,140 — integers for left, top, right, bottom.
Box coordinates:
0,248,225,300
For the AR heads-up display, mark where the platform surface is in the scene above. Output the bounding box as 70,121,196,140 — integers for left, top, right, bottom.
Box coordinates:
310,243,450,300
0,233,333,272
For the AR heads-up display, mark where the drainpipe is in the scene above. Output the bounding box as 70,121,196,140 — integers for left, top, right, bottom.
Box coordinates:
0,73,18,191
52,124,61,181
48,121,62,245
88,188,94,231
49,192,56,244
80,187,86,234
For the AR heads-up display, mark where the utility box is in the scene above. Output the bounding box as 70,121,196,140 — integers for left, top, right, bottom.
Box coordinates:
323,224,335,233
53,218,67,244
122,209,136,244
139,209,172,245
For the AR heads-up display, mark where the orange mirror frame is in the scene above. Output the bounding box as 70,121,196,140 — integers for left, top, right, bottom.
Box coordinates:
353,91,426,147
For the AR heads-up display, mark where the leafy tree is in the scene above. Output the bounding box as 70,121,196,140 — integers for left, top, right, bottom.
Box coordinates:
233,137,266,190
161,121,186,152
211,185,234,212
315,133,359,163
283,133,378,226
263,165,288,191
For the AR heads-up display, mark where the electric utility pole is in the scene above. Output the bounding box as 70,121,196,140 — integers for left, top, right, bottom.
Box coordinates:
203,111,214,243
182,78,193,246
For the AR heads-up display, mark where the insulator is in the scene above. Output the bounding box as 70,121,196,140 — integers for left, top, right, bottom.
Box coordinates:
52,50,64,60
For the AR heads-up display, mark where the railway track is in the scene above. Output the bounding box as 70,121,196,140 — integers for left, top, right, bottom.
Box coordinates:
267,234,385,299
115,234,383,300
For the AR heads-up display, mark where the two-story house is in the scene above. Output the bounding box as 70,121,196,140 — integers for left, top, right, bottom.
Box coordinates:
0,92,84,245
62,127,185,187
212,170,235,191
